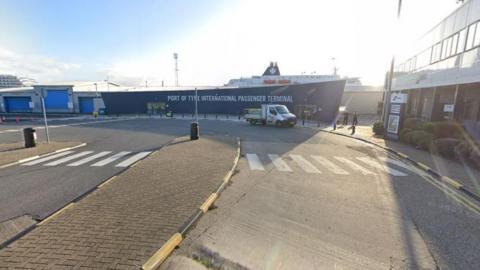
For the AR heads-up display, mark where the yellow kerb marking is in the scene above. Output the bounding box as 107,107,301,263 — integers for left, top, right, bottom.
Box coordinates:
441,176,463,189
200,193,218,213
142,233,183,270
98,176,117,188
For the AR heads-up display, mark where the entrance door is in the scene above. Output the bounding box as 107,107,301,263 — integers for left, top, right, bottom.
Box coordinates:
4,96,32,113
79,97,94,113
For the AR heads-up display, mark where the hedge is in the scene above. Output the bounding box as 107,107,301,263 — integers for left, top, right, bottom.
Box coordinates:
432,121,463,139
372,121,384,135
400,128,413,144
429,138,462,158
410,130,434,149
403,118,424,130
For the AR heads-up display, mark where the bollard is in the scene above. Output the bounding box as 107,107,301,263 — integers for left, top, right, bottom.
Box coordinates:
215,114,218,119
182,113,184,118
204,113,206,119
23,128,37,148
226,115,229,119
302,119,305,125
190,122,199,140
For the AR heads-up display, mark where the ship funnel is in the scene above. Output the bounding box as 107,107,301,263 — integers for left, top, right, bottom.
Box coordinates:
263,62,280,76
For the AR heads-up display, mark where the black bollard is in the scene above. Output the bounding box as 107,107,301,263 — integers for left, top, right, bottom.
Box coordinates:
190,122,199,140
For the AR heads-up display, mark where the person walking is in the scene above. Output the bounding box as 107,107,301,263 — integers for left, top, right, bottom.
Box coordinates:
351,112,358,135
343,112,349,126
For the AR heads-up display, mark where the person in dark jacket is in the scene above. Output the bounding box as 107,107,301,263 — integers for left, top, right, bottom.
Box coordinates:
343,112,349,125
351,112,358,135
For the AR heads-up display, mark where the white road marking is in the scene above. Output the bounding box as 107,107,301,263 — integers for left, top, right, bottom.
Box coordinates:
67,151,112,166
334,157,375,175
246,154,265,171
91,151,131,167
290,154,321,173
311,155,349,175
356,157,407,176
22,151,75,166
115,151,152,167
268,154,292,172
378,157,417,173
44,151,94,166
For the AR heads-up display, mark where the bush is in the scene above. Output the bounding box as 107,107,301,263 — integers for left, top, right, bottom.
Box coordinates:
410,130,434,149
400,128,413,144
469,147,480,168
403,118,425,130
454,141,473,160
429,138,461,158
432,121,463,139
419,122,435,134
372,121,384,135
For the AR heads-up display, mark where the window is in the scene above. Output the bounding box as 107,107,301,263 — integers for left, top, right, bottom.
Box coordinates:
458,28,467,53
431,42,442,63
475,22,480,47
441,39,448,59
451,33,459,55
466,23,477,50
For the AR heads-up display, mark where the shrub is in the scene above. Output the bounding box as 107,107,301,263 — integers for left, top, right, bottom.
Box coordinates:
429,138,461,158
403,118,424,130
400,128,413,144
469,147,480,168
432,121,463,139
372,121,384,135
419,122,435,134
454,141,473,160
410,130,434,149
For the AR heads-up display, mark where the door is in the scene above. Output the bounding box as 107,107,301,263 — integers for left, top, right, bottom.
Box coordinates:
4,96,32,113
79,97,94,113
44,90,69,111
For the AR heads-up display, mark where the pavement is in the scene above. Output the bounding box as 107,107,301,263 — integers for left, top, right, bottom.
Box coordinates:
0,135,238,269
0,116,479,269
330,124,480,196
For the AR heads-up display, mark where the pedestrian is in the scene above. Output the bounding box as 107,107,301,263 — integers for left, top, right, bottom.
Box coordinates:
351,112,358,135
343,112,349,126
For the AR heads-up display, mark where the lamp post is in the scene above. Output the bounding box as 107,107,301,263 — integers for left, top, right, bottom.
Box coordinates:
190,87,199,140
382,0,402,130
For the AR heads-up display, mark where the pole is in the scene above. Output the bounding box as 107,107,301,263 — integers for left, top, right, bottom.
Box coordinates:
41,96,50,143
195,87,198,122
382,0,402,129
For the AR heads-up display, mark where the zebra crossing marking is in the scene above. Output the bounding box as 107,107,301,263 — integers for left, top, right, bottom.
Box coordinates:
115,152,152,167
333,157,375,175
268,154,292,172
91,151,131,167
290,154,321,174
22,151,75,166
44,151,94,166
246,154,265,170
67,151,112,166
356,157,407,176
311,155,349,175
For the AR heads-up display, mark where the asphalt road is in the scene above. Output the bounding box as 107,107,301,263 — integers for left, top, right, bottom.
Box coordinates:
1,117,480,269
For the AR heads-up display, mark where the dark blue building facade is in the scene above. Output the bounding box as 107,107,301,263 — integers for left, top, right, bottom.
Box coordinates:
101,80,346,122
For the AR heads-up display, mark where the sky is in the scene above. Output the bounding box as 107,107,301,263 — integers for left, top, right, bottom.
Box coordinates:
0,0,461,86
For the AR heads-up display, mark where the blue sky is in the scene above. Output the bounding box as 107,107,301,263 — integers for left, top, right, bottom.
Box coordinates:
0,0,460,86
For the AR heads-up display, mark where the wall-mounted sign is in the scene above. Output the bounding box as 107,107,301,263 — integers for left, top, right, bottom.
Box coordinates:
67,102,73,109
29,102,34,109
390,93,407,104
387,114,400,134
443,104,454,112
390,104,401,114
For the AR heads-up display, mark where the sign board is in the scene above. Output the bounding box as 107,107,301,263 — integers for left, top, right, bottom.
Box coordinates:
28,102,34,109
67,102,73,109
390,93,407,104
390,104,401,114
387,114,400,134
443,104,454,112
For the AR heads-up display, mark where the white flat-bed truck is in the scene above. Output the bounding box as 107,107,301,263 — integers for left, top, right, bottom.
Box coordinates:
244,104,297,127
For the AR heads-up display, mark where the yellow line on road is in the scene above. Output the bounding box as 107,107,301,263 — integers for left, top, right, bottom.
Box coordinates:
200,193,218,213
38,202,76,226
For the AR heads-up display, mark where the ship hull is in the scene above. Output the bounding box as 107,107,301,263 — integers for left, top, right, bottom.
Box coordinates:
101,80,346,122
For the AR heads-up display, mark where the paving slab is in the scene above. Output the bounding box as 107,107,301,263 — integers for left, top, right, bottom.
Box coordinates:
0,135,237,269
0,142,82,167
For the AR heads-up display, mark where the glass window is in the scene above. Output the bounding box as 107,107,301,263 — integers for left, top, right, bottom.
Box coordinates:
466,23,476,50
451,33,459,55
442,39,448,59
458,28,467,53
475,22,480,47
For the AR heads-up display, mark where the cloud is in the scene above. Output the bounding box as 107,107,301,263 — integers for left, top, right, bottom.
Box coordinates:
0,47,80,81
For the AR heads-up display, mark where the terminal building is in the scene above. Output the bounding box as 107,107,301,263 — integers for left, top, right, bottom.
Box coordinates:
392,0,480,131
0,83,106,114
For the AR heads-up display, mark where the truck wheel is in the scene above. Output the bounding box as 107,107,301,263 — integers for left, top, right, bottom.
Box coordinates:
275,121,282,127
250,119,256,125
262,120,266,125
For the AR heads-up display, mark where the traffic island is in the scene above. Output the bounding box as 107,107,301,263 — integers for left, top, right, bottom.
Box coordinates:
0,142,85,168
0,135,239,270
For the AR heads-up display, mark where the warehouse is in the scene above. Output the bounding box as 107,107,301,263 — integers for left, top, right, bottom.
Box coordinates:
0,83,106,114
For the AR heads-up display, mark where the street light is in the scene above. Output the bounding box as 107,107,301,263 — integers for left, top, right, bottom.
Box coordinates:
190,87,199,140
382,0,402,130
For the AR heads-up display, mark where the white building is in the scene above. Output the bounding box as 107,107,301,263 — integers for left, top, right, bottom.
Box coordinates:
392,0,480,125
